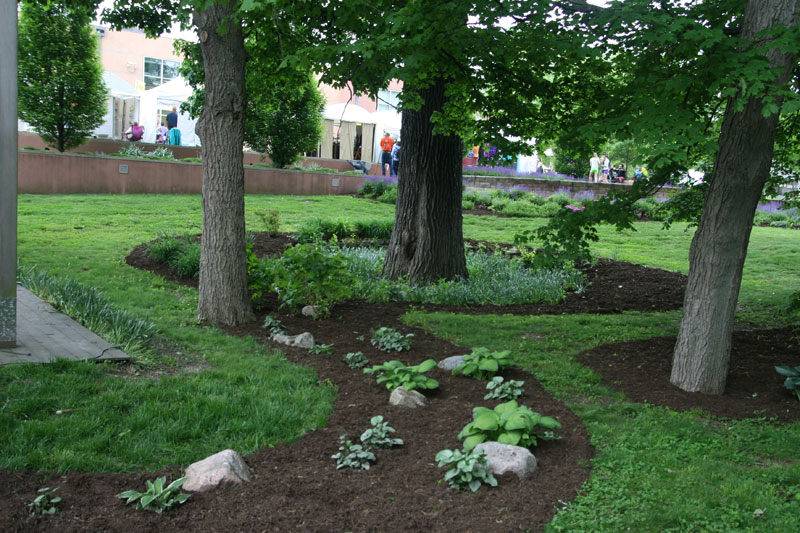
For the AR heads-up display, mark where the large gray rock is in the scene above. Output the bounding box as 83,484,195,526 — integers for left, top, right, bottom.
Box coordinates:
301,305,316,318
271,332,315,349
183,449,252,492
438,355,464,371
475,442,537,479
389,386,427,408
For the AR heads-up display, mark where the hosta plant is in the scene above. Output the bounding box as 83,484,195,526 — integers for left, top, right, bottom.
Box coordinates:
453,347,513,379
363,359,439,391
775,365,800,401
371,327,414,352
332,435,376,470
435,448,498,492
484,376,525,401
310,343,334,355
28,487,61,516
344,351,369,369
360,416,403,448
117,476,190,513
262,315,285,336
458,400,561,451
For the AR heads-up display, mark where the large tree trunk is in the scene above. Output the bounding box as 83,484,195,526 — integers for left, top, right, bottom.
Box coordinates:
671,0,798,394
194,4,254,326
382,77,468,283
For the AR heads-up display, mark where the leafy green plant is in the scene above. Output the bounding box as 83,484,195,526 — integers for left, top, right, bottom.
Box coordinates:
262,315,285,336
453,347,513,379
28,487,61,516
310,343,334,355
371,327,414,352
435,448,498,492
332,435,376,470
775,365,800,401
296,218,351,244
360,416,403,448
117,476,190,513
119,144,146,157
484,376,525,401
458,400,562,451
149,146,175,159
343,351,369,369
363,359,439,391
269,244,354,317
255,208,281,236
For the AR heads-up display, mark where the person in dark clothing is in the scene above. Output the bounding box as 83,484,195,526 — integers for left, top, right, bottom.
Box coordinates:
166,106,178,130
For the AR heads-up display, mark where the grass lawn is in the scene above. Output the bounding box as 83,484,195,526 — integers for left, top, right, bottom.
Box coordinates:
5,194,800,530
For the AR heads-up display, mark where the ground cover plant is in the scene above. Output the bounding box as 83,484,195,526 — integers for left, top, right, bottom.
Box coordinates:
117,476,190,514
2,194,798,532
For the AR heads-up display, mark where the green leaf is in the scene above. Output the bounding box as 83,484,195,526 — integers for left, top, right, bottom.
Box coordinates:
474,412,499,431
505,412,532,431
498,430,522,446
538,416,562,430
494,400,518,415
478,359,499,373
463,434,486,451
416,359,437,373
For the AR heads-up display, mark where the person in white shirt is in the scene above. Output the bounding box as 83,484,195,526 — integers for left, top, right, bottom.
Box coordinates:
589,152,600,182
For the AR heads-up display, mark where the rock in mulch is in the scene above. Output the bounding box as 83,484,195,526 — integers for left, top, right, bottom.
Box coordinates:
438,355,464,371
389,386,427,408
183,449,252,493
475,442,537,479
271,332,315,349
301,305,317,318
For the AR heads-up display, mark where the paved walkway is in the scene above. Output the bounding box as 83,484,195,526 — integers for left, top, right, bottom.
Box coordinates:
0,286,130,366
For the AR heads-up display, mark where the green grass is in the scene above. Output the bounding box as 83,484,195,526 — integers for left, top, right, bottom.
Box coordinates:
6,194,800,529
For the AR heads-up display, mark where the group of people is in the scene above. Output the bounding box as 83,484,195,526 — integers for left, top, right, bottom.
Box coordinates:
589,153,643,183
380,132,401,177
124,106,181,146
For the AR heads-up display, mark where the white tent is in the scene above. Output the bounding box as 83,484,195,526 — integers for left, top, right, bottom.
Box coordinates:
139,77,200,146
95,72,138,139
323,103,375,124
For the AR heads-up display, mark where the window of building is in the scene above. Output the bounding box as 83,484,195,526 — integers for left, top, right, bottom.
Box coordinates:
377,89,400,111
144,57,180,89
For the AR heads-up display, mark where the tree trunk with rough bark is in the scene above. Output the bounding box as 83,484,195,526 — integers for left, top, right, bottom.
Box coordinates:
671,0,799,394
382,77,468,284
194,4,254,326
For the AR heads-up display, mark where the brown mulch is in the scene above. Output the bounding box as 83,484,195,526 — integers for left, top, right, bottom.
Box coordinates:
2,232,797,532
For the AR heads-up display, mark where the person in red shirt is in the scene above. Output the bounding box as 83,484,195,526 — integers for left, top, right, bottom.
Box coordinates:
380,132,394,176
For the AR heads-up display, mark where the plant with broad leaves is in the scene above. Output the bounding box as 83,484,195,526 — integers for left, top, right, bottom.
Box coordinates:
28,487,61,516
453,347,513,379
458,400,561,451
363,359,439,391
262,315,285,336
435,448,498,492
370,327,414,352
360,416,403,449
775,365,800,401
117,476,190,513
310,343,334,355
332,435,376,470
484,376,525,401
343,351,368,369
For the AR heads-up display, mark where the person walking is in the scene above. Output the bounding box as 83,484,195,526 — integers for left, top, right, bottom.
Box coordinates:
390,140,401,177
589,152,600,182
166,106,178,131
380,132,394,176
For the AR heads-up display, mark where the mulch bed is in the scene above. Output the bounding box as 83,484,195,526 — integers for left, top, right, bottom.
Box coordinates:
2,232,797,532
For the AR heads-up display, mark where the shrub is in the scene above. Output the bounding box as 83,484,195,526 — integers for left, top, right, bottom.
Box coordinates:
363,359,439,391
488,196,510,212
458,400,562,451
28,487,61,516
246,245,274,302
172,242,201,279
501,201,560,218
360,416,403,448
453,347,513,379
269,244,354,317
377,187,398,204
359,179,388,198
344,351,369,369
352,220,393,240
147,233,201,279
484,376,525,401
296,218,352,244
435,448,498,492
371,326,414,352
255,209,281,236
117,476,190,513
149,146,175,159
546,192,571,207
332,436,376,470
462,199,476,210
119,144,146,157
261,315,285,336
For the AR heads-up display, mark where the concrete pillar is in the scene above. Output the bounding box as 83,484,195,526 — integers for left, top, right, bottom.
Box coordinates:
0,0,18,348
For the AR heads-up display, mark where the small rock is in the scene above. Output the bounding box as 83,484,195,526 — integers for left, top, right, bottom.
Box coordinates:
271,333,289,344
475,442,537,478
389,386,427,408
438,355,464,371
301,305,316,318
183,449,252,493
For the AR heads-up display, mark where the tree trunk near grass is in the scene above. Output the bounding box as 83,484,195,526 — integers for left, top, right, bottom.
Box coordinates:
194,4,254,326
382,77,468,284
670,0,799,394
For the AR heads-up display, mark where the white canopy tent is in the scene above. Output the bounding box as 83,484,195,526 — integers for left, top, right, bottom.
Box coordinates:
96,72,138,139
320,103,378,162
139,77,200,146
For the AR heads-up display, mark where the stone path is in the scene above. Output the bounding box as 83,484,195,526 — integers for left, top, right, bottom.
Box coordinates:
0,286,130,365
